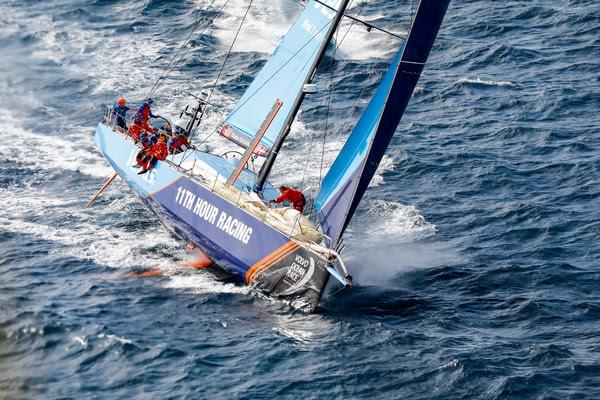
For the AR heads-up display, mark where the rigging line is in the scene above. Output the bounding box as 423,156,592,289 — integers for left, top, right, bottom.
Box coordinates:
302,0,359,196
318,61,377,177
160,0,234,88
221,16,333,125
299,1,352,191
318,0,365,184
175,121,219,171
175,126,217,170
318,52,336,185
299,2,349,215
189,10,334,149
146,0,230,99
311,0,405,40
146,0,213,98
304,0,357,189
189,0,255,142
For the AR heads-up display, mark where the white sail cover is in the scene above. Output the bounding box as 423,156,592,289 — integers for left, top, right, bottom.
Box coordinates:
221,0,342,154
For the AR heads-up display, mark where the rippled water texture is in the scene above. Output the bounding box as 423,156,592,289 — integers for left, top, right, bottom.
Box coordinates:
1,0,599,398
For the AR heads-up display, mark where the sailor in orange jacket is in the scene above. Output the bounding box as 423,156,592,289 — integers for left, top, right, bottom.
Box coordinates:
270,185,306,213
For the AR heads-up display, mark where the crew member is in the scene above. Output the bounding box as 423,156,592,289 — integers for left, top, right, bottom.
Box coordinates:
167,132,190,154
134,133,157,169
112,98,129,131
129,113,156,142
138,134,169,174
140,132,156,149
129,114,144,141
270,185,306,213
136,97,158,121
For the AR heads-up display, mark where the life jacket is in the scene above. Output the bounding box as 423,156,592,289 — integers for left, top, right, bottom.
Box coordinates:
168,134,189,153
137,103,156,120
129,123,143,141
274,188,306,212
112,104,129,118
151,141,169,161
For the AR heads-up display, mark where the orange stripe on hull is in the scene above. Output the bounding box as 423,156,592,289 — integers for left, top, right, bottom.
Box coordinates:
248,246,298,285
245,242,294,283
246,242,299,285
246,242,295,284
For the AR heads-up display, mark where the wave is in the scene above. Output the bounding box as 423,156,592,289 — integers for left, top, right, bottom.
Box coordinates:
0,110,114,179
456,77,515,87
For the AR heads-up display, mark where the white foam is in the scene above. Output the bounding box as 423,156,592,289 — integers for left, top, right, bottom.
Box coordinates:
72,335,88,348
369,155,395,188
0,184,181,270
339,198,444,282
351,199,437,240
346,240,463,285
268,312,336,345
211,0,300,55
97,333,135,346
0,110,114,178
164,274,251,295
457,77,515,87
272,326,315,343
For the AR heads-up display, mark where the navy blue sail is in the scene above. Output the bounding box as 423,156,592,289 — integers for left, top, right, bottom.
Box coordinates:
315,0,451,246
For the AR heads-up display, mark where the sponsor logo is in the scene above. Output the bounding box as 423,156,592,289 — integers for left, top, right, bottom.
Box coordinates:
281,253,316,294
174,186,253,244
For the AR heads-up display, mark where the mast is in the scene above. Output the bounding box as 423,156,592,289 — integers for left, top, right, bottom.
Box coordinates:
254,0,351,192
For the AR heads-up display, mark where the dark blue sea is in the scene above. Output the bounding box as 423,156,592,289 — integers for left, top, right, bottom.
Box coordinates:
1,0,599,398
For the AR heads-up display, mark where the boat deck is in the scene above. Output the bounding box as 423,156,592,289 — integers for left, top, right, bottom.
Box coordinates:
168,150,280,201
103,124,325,246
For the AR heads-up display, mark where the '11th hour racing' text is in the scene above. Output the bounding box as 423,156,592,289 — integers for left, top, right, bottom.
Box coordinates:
175,187,253,244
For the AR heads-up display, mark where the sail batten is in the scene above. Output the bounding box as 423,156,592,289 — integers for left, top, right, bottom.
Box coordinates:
222,0,343,152
315,0,451,246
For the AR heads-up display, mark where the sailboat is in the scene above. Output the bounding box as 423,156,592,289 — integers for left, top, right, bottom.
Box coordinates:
94,0,450,312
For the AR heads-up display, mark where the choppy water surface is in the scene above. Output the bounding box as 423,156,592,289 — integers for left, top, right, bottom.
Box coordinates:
1,0,599,398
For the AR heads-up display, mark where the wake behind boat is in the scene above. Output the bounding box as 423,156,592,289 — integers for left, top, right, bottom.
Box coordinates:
93,0,450,312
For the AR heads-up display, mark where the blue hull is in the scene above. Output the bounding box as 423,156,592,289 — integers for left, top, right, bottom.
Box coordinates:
95,124,331,311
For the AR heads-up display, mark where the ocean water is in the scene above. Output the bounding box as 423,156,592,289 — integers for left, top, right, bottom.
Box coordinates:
1,0,599,398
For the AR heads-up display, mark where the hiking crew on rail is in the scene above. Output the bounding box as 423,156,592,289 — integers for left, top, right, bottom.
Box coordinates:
111,97,307,212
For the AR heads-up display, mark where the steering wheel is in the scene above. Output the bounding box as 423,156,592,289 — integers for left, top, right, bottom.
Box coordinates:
155,116,173,133
221,150,256,171
221,150,244,159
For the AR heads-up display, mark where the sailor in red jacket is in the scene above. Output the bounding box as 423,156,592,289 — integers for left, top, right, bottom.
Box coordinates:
136,98,158,121
129,114,156,142
270,185,306,213
152,136,169,160
138,135,169,174
167,133,190,154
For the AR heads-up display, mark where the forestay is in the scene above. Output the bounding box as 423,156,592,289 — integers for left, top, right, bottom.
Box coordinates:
315,0,451,246
221,0,342,155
